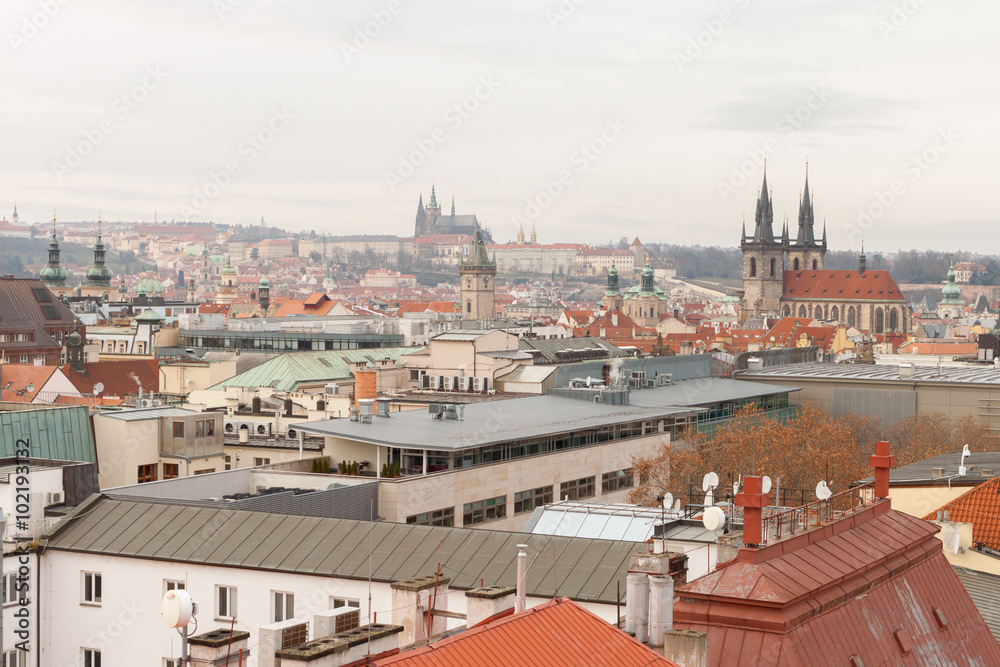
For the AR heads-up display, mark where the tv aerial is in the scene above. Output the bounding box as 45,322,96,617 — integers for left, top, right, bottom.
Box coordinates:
92,382,104,397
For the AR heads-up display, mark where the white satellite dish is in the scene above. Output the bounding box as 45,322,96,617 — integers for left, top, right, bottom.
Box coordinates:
761,476,772,495
704,490,714,507
702,506,726,531
815,480,832,501
162,589,193,629
673,498,682,512
732,475,742,496
662,493,674,510
702,472,719,493
93,382,104,396
941,526,961,555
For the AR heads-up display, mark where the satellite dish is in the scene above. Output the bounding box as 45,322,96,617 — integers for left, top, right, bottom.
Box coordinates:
761,476,773,495
702,506,725,531
732,475,742,496
673,499,682,512
662,492,674,510
162,589,193,628
703,490,714,507
93,382,104,396
815,480,832,501
941,526,961,555
702,472,719,493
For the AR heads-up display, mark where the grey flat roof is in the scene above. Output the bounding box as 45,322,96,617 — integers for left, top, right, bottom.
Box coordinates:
431,330,498,341
523,501,719,543
296,394,699,451
955,566,1000,642
739,362,1000,385
856,450,1000,487
98,407,200,421
44,495,645,605
627,378,799,408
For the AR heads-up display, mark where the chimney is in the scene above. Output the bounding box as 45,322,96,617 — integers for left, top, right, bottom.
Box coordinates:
868,440,896,499
258,618,309,667
899,363,913,380
252,397,262,414
931,467,944,478
376,397,392,418
390,575,450,648
625,573,650,643
515,544,527,613
284,398,294,417
647,575,674,647
747,357,763,372
735,476,769,547
465,585,516,627
188,629,250,666
663,629,708,667
275,624,404,667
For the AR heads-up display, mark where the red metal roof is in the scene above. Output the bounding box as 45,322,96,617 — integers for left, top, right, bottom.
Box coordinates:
375,597,678,667
60,359,160,398
783,270,906,302
673,501,1000,665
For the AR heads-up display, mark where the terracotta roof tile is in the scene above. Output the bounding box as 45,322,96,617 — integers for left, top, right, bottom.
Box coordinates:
783,270,906,301
924,476,1000,550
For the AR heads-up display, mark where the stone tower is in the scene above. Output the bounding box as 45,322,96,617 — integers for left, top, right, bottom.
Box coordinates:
40,214,68,289
602,263,623,311
459,227,496,321
785,165,827,272
740,170,785,322
85,217,114,289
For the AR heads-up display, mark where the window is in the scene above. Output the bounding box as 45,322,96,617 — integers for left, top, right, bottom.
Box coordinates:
331,596,360,610
602,469,634,493
406,507,454,527
164,660,177,667
5,649,28,667
560,476,596,501
514,486,552,514
272,591,294,622
18,356,27,364
137,464,158,484
194,468,215,475
749,257,756,277
216,585,237,619
164,580,184,594
254,457,270,466
225,455,232,471
196,421,205,438
172,422,184,438
82,649,101,667
463,495,506,525
205,420,215,436
163,464,179,480
82,572,102,605
3,572,17,606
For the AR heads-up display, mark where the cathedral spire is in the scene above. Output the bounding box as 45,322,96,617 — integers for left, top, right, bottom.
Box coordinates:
796,162,816,245
451,195,455,217
751,168,775,243
429,184,438,209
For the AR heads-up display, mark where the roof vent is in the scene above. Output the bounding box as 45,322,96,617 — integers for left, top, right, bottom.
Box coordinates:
982,469,993,477
747,357,763,372
931,467,944,478
898,363,913,380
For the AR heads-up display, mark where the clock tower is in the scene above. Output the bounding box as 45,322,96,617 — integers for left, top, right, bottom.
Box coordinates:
460,227,497,321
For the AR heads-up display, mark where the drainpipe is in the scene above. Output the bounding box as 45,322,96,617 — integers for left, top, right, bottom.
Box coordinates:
515,545,527,613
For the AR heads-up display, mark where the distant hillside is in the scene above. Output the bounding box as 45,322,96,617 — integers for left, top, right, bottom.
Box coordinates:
0,237,153,279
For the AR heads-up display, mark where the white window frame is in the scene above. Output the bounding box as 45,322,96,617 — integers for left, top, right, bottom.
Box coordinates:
163,579,185,594
272,590,294,623
82,648,101,667
330,596,360,610
4,648,28,667
82,571,102,605
216,585,237,620
3,572,18,606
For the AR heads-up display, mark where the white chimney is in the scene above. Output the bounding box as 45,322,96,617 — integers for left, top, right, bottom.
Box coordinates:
390,575,450,647
647,575,674,647
515,544,528,613
465,585,517,627
188,629,249,666
625,572,650,643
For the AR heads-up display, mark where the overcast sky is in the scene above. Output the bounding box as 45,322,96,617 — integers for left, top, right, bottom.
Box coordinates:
2,0,995,252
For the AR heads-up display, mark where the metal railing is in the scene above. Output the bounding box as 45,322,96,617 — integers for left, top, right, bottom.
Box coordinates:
760,481,875,544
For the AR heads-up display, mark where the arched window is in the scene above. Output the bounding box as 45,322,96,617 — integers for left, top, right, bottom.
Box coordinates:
815,305,824,319
798,305,807,318
874,308,884,334
466,301,471,313
750,257,757,277
831,306,839,321
769,258,776,277
793,257,800,270
812,259,818,270
889,309,899,332
848,306,856,327
782,305,791,316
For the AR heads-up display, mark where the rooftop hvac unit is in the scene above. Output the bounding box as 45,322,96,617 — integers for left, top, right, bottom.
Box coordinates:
224,420,242,434
428,404,444,415
138,398,155,408
254,422,272,436
428,375,440,390
631,371,646,381
46,491,65,506
645,379,656,388
324,382,340,396
286,425,299,439
655,373,672,386
442,376,455,391
458,376,471,391
473,377,489,391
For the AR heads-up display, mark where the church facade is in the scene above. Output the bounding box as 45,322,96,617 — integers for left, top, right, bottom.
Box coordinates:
415,185,493,243
739,168,909,334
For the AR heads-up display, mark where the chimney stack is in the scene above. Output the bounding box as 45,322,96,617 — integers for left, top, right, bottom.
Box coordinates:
626,572,650,643
390,575,450,648
515,544,528,613
465,585,516,627
735,476,769,547
868,440,896,499
647,575,674,647
188,629,250,666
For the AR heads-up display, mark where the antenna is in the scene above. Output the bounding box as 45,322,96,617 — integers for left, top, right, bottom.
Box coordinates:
702,472,719,507
662,492,674,510
92,382,104,396
815,480,832,501
702,506,725,531
162,589,197,666
941,525,961,555
761,476,772,495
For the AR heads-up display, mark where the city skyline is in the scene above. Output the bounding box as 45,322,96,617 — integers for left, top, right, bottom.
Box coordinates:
3,1,996,252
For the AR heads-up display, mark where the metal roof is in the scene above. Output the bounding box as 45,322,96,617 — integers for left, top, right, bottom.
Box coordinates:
431,330,500,341
98,407,200,421
955,566,1000,642
210,347,423,392
44,495,645,605
296,394,699,451
0,405,96,462
518,337,629,364
496,365,556,384
857,450,1000,487
740,361,1000,385
627,378,799,408
524,501,718,544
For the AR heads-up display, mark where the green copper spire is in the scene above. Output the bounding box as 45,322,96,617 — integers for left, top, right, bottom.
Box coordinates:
40,211,68,287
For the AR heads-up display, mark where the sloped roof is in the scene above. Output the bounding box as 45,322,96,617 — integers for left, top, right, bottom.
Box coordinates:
673,502,1000,666
518,336,630,364
0,365,58,400
210,348,422,392
924,476,1000,550
374,597,678,667
44,496,645,606
0,277,79,341
60,359,160,397
0,404,96,461
955,566,1000,642
782,270,906,302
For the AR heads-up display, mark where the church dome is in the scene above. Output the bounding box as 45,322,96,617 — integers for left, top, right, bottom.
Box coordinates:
941,263,961,303
66,331,83,347
86,264,114,284
222,259,237,276
136,274,165,295
259,275,270,287
40,263,68,285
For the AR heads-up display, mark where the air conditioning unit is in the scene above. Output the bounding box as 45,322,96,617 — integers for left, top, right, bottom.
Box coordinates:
253,422,272,436
324,383,339,396
630,371,646,381
286,426,299,439
224,420,240,434
428,375,440,390
442,376,454,391
473,377,490,391
458,377,471,391
46,491,65,506
138,398,155,408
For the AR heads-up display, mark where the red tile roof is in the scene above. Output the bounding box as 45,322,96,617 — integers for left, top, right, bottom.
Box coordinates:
924,476,1000,550
0,365,57,400
60,359,160,397
375,597,678,667
673,501,1000,665
783,270,906,301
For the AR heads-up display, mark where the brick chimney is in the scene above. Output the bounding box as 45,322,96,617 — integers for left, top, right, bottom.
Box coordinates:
869,440,896,499
735,476,770,547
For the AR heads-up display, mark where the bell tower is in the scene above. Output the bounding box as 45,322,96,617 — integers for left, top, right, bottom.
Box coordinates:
740,168,785,323
459,227,496,321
